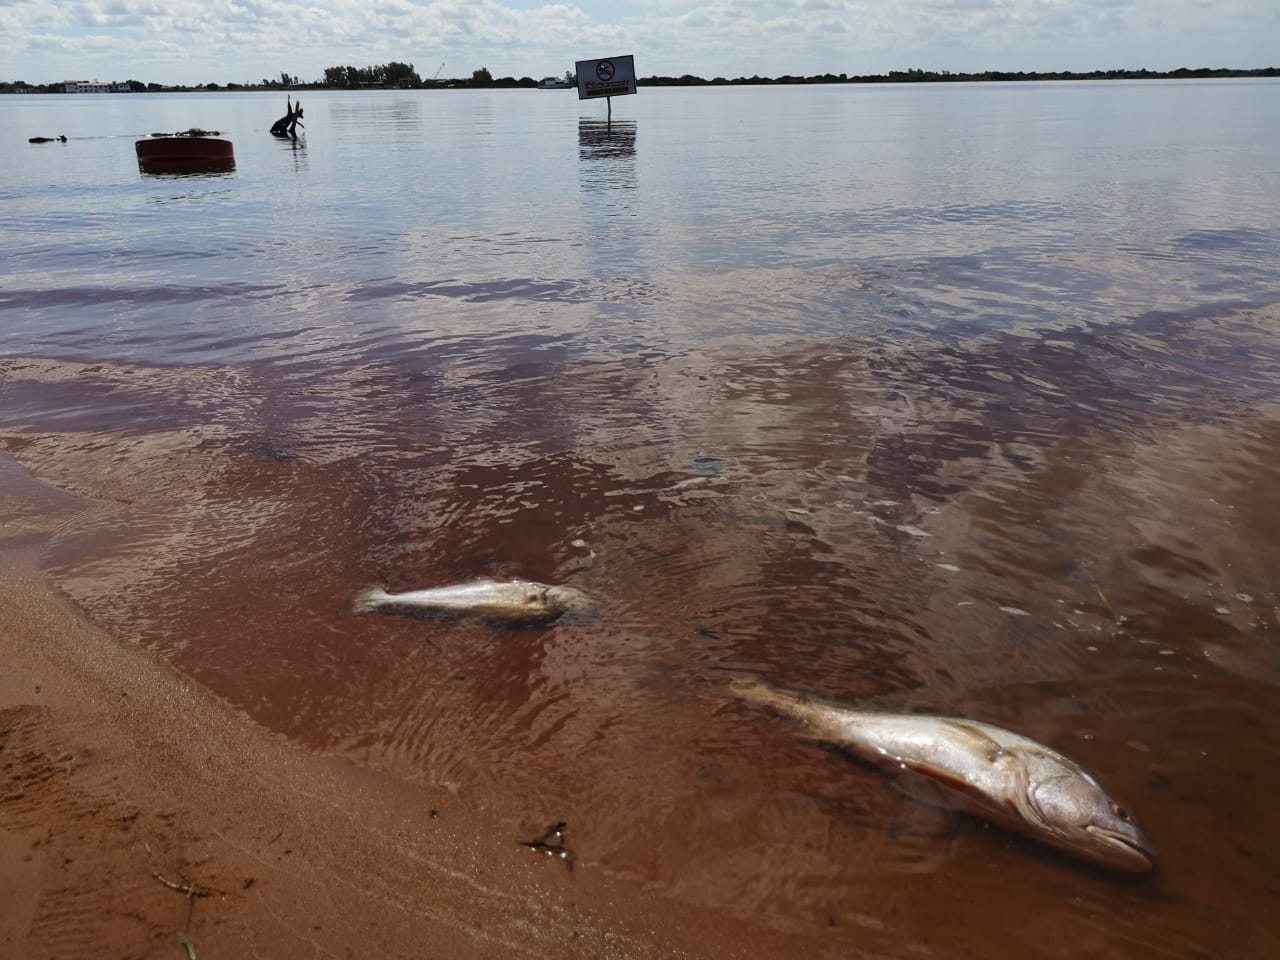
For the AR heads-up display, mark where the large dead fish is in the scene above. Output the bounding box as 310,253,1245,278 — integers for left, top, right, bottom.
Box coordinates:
732,678,1155,872
350,578,593,626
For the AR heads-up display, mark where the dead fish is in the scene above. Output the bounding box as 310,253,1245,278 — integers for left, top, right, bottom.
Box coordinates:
350,578,593,625
732,678,1154,873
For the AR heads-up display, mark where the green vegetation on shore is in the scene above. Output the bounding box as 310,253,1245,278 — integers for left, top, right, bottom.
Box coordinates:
4,64,1277,94
641,66,1280,85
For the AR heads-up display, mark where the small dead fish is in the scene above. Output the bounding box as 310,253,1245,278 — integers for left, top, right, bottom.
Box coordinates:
732,678,1154,873
350,578,593,625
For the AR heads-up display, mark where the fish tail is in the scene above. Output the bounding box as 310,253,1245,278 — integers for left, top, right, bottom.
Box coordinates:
729,676,829,728
348,586,388,616
729,676,784,708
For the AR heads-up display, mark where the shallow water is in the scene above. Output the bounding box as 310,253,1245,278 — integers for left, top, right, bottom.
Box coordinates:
3,82,1280,956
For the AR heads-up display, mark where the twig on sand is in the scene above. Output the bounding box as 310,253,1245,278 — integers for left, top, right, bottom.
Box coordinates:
153,872,215,899
154,870,220,937
520,821,575,872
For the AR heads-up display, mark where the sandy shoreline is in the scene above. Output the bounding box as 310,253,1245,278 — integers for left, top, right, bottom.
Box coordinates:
0,457,800,960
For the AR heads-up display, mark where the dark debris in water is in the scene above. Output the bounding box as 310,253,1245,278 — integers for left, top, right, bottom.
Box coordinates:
247,441,299,462
519,820,574,872
150,128,223,138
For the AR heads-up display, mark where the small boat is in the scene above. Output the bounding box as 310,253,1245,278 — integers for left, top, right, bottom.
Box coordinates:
135,133,234,174
538,77,572,90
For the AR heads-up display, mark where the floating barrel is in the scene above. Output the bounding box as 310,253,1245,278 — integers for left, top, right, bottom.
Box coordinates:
136,137,235,175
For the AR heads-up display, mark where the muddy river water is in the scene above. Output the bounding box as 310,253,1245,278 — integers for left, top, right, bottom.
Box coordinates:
3,82,1279,957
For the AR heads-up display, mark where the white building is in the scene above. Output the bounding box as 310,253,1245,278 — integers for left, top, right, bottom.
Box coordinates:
63,80,131,93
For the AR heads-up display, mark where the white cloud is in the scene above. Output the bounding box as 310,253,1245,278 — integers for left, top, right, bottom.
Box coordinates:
0,0,1273,85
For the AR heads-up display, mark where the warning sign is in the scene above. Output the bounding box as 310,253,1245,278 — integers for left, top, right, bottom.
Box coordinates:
575,55,637,100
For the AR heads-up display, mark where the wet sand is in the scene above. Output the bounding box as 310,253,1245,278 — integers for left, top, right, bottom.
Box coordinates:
1,460,803,959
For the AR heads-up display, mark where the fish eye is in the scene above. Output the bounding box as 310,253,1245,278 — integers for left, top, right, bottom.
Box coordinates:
1109,803,1131,822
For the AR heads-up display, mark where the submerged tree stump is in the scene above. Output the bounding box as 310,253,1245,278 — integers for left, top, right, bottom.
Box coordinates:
270,96,304,138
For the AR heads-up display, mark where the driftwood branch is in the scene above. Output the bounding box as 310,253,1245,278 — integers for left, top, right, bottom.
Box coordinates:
270,95,304,138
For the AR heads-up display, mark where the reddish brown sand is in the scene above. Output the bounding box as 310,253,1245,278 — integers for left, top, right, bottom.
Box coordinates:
0,470,798,960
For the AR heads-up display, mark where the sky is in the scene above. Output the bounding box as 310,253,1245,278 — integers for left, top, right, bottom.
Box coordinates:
2,0,1276,87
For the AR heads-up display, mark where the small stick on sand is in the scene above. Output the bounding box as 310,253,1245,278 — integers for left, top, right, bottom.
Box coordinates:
152,872,214,899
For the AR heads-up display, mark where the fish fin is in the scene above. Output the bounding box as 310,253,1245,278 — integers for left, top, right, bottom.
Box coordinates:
728,677,762,696
348,586,386,616
892,751,1026,827
889,764,976,812
892,759,1015,822
815,740,881,772
942,720,1012,764
728,676,773,707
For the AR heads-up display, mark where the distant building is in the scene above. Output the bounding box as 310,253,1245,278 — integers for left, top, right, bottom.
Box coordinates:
63,80,131,93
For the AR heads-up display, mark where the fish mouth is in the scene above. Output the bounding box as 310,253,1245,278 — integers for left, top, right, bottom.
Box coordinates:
1084,825,1157,872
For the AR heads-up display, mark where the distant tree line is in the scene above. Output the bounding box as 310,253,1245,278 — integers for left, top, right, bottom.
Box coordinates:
322,62,422,88
316,64,547,88
3,64,1276,95
637,66,1280,86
